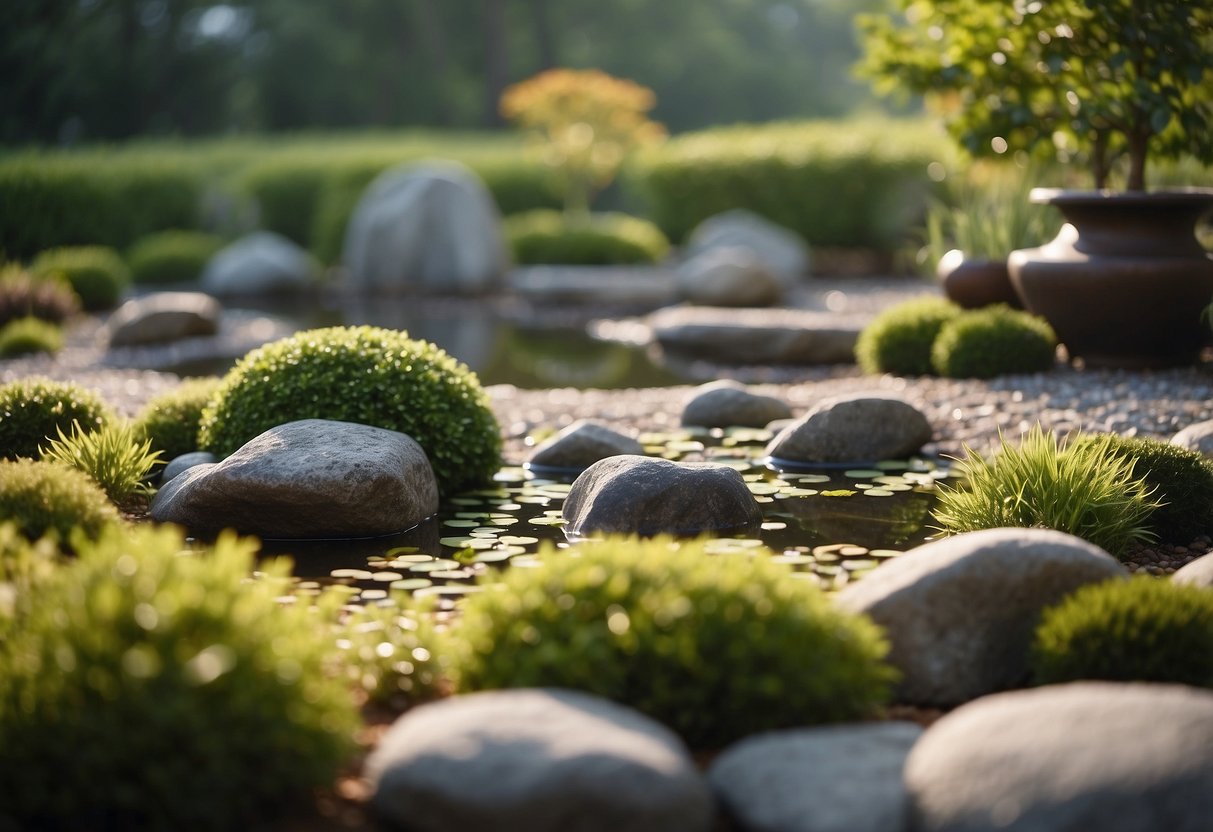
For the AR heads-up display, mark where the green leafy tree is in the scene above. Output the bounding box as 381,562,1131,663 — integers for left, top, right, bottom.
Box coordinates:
859,0,1213,189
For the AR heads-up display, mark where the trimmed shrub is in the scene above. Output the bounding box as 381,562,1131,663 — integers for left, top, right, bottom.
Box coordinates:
0,459,120,547
0,317,63,357
1032,576,1213,688
132,377,223,465
126,230,225,285
337,594,445,709
505,209,670,265
443,536,896,751
855,296,963,376
933,425,1160,558
931,305,1057,378
0,522,61,624
1075,434,1213,543
31,246,131,311
40,420,161,509
0,263,80,327
629,117,951,248
198,326,502,495
0,377,114,461
0,524,359,831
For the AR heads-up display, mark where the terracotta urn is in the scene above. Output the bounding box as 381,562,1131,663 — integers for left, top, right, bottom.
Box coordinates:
1008,188,1213,368
937,249,1023,310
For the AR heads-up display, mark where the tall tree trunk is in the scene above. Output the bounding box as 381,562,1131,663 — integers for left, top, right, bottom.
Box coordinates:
1091,130,1110,191
529,0,556,70
482,0,508,127
414,0,453,125
1126,131,1149,192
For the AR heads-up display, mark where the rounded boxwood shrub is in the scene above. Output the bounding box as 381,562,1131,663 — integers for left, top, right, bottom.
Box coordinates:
0,524,359,831
0,316,63,357
0,263,80,327
855,296,962,376
133,377,223,465
443,536,896,751
0,377,115,460
0,459,120,547
1032,576,1213,688
198,326,502,495
126,229,225,285
931,305,1057,378
504,209,670,265
1074,433,1213,543
31,246,131,311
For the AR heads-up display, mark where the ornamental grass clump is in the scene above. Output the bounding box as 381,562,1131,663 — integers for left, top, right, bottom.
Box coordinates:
855,296,963,376
931,305,1057,378
505,209,670,265
198,326,501,495
39,420,161,509
0,524,360,832
0,316,63,357
31,245,131,311
932,425,1160,558
0,263,80,327
132,376,222,465
1032,576,1213,688
442,536,896,751
0,459,120,548
126,229,224,285
0,376,114,461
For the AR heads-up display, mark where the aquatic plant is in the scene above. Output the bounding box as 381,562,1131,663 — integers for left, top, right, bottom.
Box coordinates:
0,376,114,461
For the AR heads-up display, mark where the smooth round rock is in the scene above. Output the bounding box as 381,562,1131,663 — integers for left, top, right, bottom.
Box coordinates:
105,292,221,346
201,231,317,296
681,380,793,429
160,451,216,485
1171,419,1213,458
709,722,922,832
684,208,811,286
1173,551,1213,588
676,246,783,307
765,393,932,465
562,455,762,537
366,688,714,832
526,420,644,472
835,528,1126,706
906,682,1213,832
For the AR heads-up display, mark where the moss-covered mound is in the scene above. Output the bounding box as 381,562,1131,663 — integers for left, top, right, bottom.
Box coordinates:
0,377,114,461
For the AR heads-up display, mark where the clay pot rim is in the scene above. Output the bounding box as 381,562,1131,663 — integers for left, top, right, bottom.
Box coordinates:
1030,187,1213,206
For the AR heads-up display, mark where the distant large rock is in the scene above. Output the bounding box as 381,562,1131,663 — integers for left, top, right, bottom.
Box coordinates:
676,246,782,307
343,161,509,294
105,292,221,346
201,231,317,297
649,306,863,366
150,419,438,538
685,209,810,286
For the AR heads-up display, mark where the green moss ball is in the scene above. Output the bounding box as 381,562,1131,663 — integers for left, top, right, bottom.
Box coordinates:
0,317,63,357
31,246,131,311
0,377,115,461
133,377,223,465
855,296,962,376
505,210,670,265
198,326,502,495
0,458,120,547
931,305,1057,378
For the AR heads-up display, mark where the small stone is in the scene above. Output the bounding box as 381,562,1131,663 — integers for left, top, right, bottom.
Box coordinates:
766,393,933,466
526,420,644,471
1173,551,1213,588
160,451,216,485
681,380,793,429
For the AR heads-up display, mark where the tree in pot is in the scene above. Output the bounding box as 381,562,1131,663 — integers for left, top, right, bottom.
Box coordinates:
860,0,1213,367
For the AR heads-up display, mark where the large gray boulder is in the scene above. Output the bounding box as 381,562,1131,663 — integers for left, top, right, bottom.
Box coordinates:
835,528,1126,706
681,379,792,429
1171,419,1213,458
365,688,714,832
765,393,932,465
905,682,1213,832
343,161,509,293
150,419,438,538
1173,551,1213,588
709,722,922,832
526,420,645,472
562,455,762,537
676,246,782,307
201,231,317,296
105,292,221,347
649,306,863,366
685,209,810,286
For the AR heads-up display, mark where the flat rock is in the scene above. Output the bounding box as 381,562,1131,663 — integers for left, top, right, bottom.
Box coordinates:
365,688,714,832
508,266,677,307
1171,419,1213,458
562,455,762,537
835,528,1126,706
681,380,792,428
343,161,509,294
649,305,863,366
105,292,221,347
201,231,317,296
1173,551,1213,588
526,420,644,472
765,393,932,465
905,682,1213,832
160,451,216,485
150,419,438,538
676,246,782,307
709,722,922,832
685,209,810,286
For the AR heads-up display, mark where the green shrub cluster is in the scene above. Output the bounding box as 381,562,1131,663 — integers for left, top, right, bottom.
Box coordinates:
1074,434,1213,543
132,377,223,465
0,459,120,547
0,264,80,327
933,426,1161,558
31,246,131,311
337,594,445,709
629,117,951,248
0,522,60,624
505,209,670,265
198,326,502,495
855,296,963,375
126,230,225,285
40,420,161,509
0,377,114,461
1032,576,1213,688
0,524,359,831
443,536,896,751
0,154,202,261
931,304,1057,378
0,317,63,357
